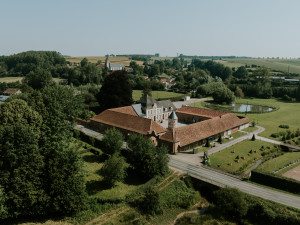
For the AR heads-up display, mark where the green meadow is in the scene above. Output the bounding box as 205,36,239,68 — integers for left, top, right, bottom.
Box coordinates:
132,90,185,101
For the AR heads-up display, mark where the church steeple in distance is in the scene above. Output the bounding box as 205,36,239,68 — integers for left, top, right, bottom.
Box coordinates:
105,55,110,69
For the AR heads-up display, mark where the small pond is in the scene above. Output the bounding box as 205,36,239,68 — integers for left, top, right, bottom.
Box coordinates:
231,103,274,113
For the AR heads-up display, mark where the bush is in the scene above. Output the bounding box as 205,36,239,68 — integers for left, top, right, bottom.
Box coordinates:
279,125,289,129
136,186,162,215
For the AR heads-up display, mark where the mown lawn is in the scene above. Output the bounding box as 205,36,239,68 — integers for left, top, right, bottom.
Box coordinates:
258,151,300,173
191,98,300,140
235,98,300,139
132,90,185,101
209,140,274,174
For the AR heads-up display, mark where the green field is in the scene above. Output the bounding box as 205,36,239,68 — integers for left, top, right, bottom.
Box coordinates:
257,151,300,174
0,77,63,83
209,140,274,174
132,90,185,101
220,58,300,74
192,98,300,140
0,77,23,83
235,98,300,139
65,56,144,66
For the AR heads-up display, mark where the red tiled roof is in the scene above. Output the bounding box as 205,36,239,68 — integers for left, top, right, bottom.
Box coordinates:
109,106,138,116
160,113,250,146
176,105,228,118
91,109,167,135
3,89,20,94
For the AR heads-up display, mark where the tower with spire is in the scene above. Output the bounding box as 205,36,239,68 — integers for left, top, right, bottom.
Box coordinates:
168,111,178,130
105,55,110,69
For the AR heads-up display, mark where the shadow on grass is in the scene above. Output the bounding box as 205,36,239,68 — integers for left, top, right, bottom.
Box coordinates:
82,154,108,163
86,179,109,195
124,168,149,185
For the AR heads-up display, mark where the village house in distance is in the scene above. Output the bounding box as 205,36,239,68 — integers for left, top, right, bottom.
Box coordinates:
87,95,250,153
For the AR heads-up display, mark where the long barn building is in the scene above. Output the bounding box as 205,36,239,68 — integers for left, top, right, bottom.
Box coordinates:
89,96,250,152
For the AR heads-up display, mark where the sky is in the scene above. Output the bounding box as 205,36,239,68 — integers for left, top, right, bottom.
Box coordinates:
1,0,300,58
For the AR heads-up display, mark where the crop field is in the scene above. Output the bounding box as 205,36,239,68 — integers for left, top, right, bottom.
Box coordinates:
220,58,300,74
209,140,274,174
65,56,144,66
132,90,185,101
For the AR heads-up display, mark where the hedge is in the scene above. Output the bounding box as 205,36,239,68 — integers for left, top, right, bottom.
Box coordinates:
251,170,300,194
73,129,103,149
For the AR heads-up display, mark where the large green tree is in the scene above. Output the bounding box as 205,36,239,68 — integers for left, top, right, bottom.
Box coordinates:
0,125,48,218
0,99,42,136
212,86,235,104
96,70,133,112
127,134,169,179
23,68,53,89
1,85,87,219
102,128,124,155
100,153,128,188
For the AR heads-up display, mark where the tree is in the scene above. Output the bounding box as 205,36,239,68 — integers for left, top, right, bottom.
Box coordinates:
233,66,248,79
213,188,248,221
96,70,133,112
235,86,244,98
252,134,256,141
80,58,89,67
297,82,300,101
127,134,169,179
142,80,152,97
23,68,53,89
102,128,124,155
100,153,128,188
212,86,235,104
0,124,48,218
0,186,8,219
0,99,42,137
137,186,161,215
46,143,87,215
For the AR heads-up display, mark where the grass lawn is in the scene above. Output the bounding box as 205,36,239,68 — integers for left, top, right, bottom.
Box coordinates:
257,152,300,173
0,76,23,83
77,140,142,202
132,90,185,101
278,161,300,175
235,98,300,139
243,126,258,133
192,98,300,141
209,140,274,174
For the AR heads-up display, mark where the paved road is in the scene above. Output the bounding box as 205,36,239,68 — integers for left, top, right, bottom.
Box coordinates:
169,157,300,210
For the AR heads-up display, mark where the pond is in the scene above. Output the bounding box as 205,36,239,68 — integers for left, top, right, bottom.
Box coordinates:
231,103,274,113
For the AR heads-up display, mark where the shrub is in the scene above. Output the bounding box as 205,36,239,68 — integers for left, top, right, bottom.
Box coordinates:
279,125,289,129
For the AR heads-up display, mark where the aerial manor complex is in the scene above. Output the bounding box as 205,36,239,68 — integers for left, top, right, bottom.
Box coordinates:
89,95,250,152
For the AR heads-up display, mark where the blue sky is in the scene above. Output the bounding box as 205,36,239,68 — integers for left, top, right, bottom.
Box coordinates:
1,0,300,57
